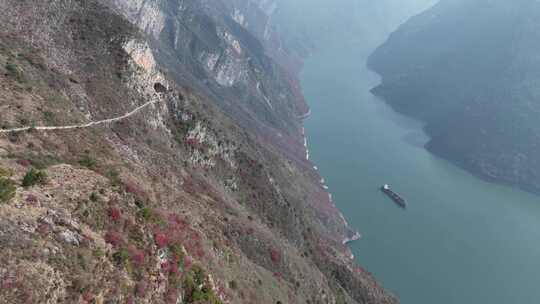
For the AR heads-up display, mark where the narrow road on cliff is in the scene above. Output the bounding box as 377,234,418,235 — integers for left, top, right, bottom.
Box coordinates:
0,100,158,134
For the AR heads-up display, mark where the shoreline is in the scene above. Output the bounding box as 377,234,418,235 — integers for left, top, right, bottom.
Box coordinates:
368,76,540,199
299,87,363,249
426,144,540,198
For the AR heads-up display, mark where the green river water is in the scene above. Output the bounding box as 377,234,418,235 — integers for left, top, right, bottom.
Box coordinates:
300,13,540,304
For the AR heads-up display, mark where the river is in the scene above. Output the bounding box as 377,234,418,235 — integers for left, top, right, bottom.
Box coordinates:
300,5,540,304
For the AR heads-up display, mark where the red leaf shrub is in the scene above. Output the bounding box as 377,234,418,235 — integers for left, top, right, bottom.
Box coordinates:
195,248,205,259
36,223,49,235
108,207,122,221
1,274,16,289
184,256,193,269
160,261,169,272
82,292,94,302
16,159,31,167
167,213,186,226
123,180,147,199
185,137,198,146
160,213,205,259
270,248,281,264
104,231,124,247
25,194,38,204
129,247,145,266
154,232,168,248
169,262,179,275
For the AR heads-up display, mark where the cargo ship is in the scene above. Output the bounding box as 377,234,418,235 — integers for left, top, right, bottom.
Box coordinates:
380,184,407,209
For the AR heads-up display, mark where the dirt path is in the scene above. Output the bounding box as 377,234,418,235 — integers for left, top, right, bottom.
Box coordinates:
0,100,157,134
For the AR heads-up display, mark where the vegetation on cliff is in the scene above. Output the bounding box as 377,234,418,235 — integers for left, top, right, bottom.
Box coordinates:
0,0,396,303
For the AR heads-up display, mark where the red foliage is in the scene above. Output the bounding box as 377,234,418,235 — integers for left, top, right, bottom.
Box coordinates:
104,231,124,247
16,159,31,167
36,223,49,235
185,137,198,146
123,217,136,232
108,207,122,221
195,248,205,259
270,248,281,264
1,274,16,289
160,261,170,272
169,262,179,275
129,247,145,266
154,232,168,248
123,180,147,199
184,256,193,269
82,292,94,302
183,238,204,259
159,213,205,259
25,194,38,204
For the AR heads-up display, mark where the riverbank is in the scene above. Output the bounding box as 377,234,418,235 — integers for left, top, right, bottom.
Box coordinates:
367,84,540,199
300,26,540,304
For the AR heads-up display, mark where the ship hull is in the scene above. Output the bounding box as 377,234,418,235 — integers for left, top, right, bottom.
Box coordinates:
381,187,407,209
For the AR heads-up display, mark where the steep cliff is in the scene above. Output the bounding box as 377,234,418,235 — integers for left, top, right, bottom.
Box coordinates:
102,0,311,164
0,0,395,303
369,0,540,194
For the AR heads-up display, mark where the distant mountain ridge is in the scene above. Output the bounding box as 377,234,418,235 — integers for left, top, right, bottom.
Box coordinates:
369,0,540,194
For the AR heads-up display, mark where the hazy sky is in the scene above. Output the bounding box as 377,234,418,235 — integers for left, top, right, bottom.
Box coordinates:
274,0,437,47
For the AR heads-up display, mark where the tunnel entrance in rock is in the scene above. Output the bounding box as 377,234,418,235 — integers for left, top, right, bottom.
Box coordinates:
154,82,167,93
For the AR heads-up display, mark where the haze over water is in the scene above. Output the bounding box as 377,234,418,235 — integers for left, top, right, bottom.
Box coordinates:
298,1,540,303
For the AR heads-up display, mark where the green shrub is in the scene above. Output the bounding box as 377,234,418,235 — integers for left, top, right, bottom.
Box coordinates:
112,248,129,266
169,243,185,263
183,265,223,304
18,117,29,126
22,168,47,187
106,168,121,187
0,167,12,177
13,153,61,169
89,192,98,202
93,248,104,258
79,154,97,170
0,178,16,203
5,62,25,83
43,111,56,125
139,207,153,221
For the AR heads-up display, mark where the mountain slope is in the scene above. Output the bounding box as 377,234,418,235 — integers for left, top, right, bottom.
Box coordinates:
0,0,396,303
369,0,540,194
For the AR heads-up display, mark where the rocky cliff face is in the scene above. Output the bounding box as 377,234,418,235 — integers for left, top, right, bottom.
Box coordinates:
369,0,540,194
0,0,395,303
102,0,311,166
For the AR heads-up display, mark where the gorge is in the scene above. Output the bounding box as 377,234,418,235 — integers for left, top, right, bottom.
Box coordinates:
301,0,540,303
2,0,540,303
